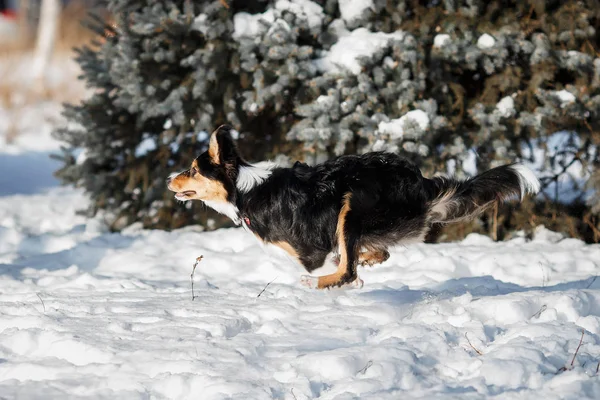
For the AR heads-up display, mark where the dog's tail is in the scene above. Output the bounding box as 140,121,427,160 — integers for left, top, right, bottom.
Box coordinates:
425,164,540,224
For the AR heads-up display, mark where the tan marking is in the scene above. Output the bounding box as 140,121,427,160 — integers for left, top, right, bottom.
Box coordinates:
167,161,228,203
318,193,353,289
358,248,389,267
245,228,303,267
272,241,301,264
208,129,220,165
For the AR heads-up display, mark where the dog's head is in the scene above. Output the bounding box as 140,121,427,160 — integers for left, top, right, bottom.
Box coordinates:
167,125,241,204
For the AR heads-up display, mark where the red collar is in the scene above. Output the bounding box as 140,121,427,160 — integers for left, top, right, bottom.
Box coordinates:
243,216,250,226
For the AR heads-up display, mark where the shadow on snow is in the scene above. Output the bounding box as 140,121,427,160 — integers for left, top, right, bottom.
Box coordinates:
360,274,600,306
0,152,61,196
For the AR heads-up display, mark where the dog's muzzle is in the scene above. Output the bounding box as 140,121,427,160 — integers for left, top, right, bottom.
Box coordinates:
166,172,182,190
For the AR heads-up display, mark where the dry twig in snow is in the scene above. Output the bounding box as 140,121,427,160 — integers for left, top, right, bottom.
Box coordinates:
570,329,585,368
530,304,547,319
465,332,483,356
357,360,374,375
586,276,597,289
36,293,46,312
191,256,204,301
257,276,278,298
558,329,585,372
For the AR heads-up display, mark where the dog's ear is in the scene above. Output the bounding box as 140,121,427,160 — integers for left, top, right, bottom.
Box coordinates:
208,125,239,166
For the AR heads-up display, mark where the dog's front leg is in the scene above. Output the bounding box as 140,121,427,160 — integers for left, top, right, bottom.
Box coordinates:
301,193,363,289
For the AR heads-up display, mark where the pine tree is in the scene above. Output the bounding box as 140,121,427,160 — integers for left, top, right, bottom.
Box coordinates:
54,0,600,239
283,0,600,239
54,0,252,230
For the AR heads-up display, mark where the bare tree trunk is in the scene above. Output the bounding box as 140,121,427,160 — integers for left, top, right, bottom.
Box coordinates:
31,0,60,87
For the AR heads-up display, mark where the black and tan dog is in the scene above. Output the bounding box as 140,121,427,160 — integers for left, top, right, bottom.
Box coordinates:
167,125,540,289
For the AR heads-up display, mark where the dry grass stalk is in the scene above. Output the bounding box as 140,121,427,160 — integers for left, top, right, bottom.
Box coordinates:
257,276,278,298
558,329,585,372
190,256,204,301
465,332,483,356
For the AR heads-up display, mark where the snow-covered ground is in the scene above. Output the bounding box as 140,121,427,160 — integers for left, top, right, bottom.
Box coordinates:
3,188,600,399
2,95,600,399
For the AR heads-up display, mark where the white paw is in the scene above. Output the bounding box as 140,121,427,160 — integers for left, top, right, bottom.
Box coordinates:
300,275,318,289
348,277,364,289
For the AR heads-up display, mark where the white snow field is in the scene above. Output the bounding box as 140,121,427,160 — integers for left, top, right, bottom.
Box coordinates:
2,108,600,399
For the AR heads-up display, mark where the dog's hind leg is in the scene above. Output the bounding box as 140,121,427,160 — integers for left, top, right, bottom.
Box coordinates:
358,248,390,267
301,193,363,289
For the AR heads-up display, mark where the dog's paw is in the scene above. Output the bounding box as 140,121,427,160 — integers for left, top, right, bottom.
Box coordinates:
348,276,364,289
359,259,375,267
327,276,364,290
300,275,319,289
300,275,363,290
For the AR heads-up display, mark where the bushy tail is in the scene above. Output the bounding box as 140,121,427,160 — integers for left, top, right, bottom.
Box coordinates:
425,164,540,224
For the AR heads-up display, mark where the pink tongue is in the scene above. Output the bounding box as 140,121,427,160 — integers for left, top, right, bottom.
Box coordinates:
175,191,195,198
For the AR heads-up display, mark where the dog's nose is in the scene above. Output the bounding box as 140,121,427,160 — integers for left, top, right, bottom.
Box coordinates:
166,172,181,188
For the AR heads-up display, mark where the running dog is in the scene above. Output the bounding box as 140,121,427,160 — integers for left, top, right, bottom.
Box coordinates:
167,125,540,289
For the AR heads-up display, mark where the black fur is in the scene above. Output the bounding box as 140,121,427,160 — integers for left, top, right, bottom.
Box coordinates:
425,164,524,224
172,125,537,287
239,153,430,275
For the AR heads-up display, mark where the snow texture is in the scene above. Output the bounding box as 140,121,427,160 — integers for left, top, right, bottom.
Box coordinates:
134,136,158,158
2,124,600,399
276,0,324,30
233,10,275,39
233,0,323,39
433,34,451,48
338,0,374,24
316,28,405,75
496,96,515,118
554,90,576,107
2,74,600,397
378,110,430,139
0,100,66,155
2,189,600,399
477,33,496,49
